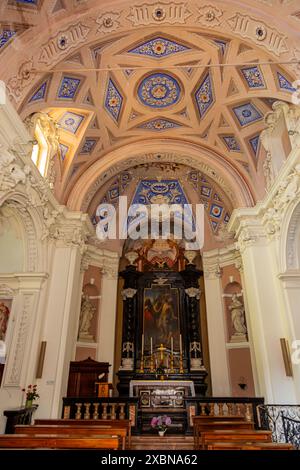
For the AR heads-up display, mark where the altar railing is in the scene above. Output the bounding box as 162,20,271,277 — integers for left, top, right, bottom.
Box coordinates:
186,397,264,430
61,397,138,428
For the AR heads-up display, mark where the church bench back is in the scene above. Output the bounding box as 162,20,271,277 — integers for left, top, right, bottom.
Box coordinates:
0,434,119,449
193,419,254,448
15,425,127,449
201,429,272,449
207,442,294,450
33,418,131,447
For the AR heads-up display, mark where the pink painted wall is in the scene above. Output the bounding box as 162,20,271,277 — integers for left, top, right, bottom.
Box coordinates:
228,348,255,397
75,347,96,361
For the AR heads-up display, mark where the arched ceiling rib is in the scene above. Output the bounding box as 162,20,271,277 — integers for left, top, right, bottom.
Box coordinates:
0,0,299,211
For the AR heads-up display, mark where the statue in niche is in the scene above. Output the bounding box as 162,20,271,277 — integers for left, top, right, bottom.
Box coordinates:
229,294,247,342
0,302,10,341
78,293,96,341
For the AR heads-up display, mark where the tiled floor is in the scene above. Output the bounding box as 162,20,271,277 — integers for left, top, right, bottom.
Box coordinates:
131,435,194,450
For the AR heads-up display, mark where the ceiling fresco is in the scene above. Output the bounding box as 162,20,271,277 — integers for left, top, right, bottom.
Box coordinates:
0,0,299,236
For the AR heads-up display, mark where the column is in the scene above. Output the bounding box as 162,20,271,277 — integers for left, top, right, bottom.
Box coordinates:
97,270,119,382
119,266,140,370
204,269,231,396
240,238,297,403
38,245,82,418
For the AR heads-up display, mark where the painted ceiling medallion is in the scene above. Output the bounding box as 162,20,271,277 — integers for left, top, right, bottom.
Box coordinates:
128,37,189,58
137,73,181,108
58,112,84,134
232,103,263,126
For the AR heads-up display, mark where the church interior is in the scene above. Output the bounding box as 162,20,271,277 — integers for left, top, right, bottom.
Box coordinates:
0,0,300,452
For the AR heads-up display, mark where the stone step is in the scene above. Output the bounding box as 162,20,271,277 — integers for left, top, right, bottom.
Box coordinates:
131,435,194,450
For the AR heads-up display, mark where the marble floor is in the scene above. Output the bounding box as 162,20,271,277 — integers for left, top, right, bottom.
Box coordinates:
131,435,194,450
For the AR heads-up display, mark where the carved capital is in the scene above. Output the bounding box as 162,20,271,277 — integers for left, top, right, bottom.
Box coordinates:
121,288,137,300
185,287,201,299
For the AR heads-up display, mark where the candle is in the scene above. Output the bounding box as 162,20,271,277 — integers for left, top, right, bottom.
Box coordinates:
141,334,144,356
150,337,153,355
171,336,173,355
179,334,182,355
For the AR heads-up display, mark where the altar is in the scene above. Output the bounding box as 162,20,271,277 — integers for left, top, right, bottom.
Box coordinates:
130,380,195,409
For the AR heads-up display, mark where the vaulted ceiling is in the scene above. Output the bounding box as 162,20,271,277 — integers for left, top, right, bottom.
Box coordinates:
0,0,299,227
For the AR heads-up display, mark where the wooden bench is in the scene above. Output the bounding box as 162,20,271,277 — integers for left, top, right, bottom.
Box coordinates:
201,429,272,449
34,418,131,448
0,434,119,449
207,441,294,450
15,424,127,450
193,419,254,449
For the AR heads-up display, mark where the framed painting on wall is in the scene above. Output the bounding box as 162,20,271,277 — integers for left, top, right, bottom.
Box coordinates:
143,284,180,351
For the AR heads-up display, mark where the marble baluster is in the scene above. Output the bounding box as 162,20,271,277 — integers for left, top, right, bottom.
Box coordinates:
84,402,91,419
75,403,82,420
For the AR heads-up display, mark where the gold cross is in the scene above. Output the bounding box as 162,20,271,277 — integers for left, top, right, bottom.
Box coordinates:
157,343,167,362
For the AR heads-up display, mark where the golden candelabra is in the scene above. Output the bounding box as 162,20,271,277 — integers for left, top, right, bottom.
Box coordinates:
150,354,155,373
139,355,144,374
170,354,175,373
179,352,184,374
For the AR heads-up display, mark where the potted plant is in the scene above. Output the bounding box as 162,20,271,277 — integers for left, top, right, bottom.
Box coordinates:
151,415,172,436
22,384,39,408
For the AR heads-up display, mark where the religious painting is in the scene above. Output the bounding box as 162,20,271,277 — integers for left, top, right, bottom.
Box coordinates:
143,285,180,351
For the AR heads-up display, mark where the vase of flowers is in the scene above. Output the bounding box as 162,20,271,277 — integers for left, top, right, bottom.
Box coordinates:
151,415,171,436
22,384,39,408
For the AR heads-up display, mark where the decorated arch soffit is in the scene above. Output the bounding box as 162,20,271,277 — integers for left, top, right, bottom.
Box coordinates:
88,162,233,237
0,0,299,212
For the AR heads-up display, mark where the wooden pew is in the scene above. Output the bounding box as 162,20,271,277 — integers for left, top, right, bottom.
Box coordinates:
34,418,131,448
193,418,254,449
201,429,272,449
0,434,119,449
207,442,294,450
15,424,127,450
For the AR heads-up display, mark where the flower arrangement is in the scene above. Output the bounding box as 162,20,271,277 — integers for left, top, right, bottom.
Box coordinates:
151,415,172,434
22,384,39,404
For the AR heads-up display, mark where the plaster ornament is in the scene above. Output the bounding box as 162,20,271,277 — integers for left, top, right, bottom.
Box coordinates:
7,59,35,101
215,223,234,242
184,250,196,264
263,207,281,236
127,2,191,26
96,12,121,33
263,152,275,191
38,23,90,65
0,149,30,192
125,251,138,265
198,5,223,27
227,13,288,56
274,164,300,210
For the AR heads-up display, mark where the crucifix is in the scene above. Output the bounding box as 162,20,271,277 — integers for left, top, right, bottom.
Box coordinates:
157,343,167,362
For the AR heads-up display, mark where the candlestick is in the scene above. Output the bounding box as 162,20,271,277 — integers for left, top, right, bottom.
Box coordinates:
141,334,144,356
179,334,182,355
150,337,153,355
